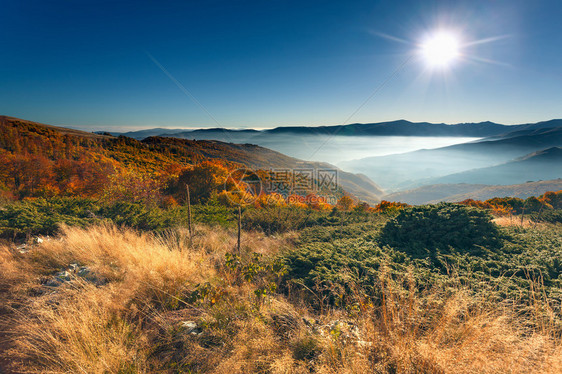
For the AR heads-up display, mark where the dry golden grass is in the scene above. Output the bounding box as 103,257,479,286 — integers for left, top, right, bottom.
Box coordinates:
493,216,536,227
0,224,561,373
362,275,562,374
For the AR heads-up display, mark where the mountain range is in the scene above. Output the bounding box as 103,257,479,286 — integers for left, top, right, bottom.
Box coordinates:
114,119,562,139
109,117,562,202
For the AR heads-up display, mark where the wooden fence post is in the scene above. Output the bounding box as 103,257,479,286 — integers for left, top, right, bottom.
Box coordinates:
186,184,193,238
237,206,242,254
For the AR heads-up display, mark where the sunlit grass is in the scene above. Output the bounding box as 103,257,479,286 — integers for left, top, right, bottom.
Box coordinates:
0,224,561,373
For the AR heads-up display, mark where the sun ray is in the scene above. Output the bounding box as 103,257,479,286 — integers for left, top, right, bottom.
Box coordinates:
462,34,512,47
462,55,512,68
369,30,412,45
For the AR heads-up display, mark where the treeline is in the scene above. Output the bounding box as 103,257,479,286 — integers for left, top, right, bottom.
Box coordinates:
459,191,562,218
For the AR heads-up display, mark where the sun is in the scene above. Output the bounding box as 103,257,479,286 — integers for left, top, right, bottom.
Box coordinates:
420,31,460,68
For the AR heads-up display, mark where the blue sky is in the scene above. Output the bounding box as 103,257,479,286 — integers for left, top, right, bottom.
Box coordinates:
1,0,561,130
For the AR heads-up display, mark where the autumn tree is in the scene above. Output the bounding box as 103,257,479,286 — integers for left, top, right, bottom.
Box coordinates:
374,200,409,214
542,191,562,209
176,161,230,203
102,168,163,205
336,195,355,211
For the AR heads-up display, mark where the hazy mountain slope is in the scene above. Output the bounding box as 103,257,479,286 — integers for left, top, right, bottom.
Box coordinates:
383,184,489,205
511,119,562,132
384,180,562,205
341,127,562,189
427,147,562,185
426,179,562,204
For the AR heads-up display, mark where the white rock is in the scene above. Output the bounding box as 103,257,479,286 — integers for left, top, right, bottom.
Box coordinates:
69,263,80,272
55,271,72,281
17,244,28,254
180,321,203,335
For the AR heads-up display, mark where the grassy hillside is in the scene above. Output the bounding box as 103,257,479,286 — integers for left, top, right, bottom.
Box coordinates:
1,204,561,373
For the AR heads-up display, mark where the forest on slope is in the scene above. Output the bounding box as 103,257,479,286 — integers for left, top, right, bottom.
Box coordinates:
0,116,383,205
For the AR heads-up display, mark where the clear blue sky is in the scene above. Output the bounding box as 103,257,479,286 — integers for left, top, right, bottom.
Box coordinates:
1,0,561,130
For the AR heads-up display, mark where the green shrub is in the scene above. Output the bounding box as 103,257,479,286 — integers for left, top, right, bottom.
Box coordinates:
0,198,237,238
190,203,235,227
283,239,387,303
282,204,562,309
98,202,182,231
241,207,324,234
0,197,101,238
241,206,383,235
378,204,502,258
532,209,562,224
292,335,321,361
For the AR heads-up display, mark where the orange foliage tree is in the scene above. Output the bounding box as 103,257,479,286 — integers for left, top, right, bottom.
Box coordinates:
374,200,409,214
336,195,356,211
174,161,231,203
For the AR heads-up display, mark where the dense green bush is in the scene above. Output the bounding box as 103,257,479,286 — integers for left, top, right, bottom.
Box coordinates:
0,198,101,238
283,205,562,309
242,206,384,235
284,238,390,304
378,204,502,258
0,198,238,239
532,209,562,224
283,218,562,309
241,207,328,234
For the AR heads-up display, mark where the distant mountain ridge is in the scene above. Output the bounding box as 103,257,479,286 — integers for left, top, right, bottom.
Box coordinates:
112,119,562,140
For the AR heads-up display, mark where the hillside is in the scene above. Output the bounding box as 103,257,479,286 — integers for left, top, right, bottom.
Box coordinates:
384,179,562,205
0,116,383,204
0,115,111,139
429,179,562,203
383,183,489,205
